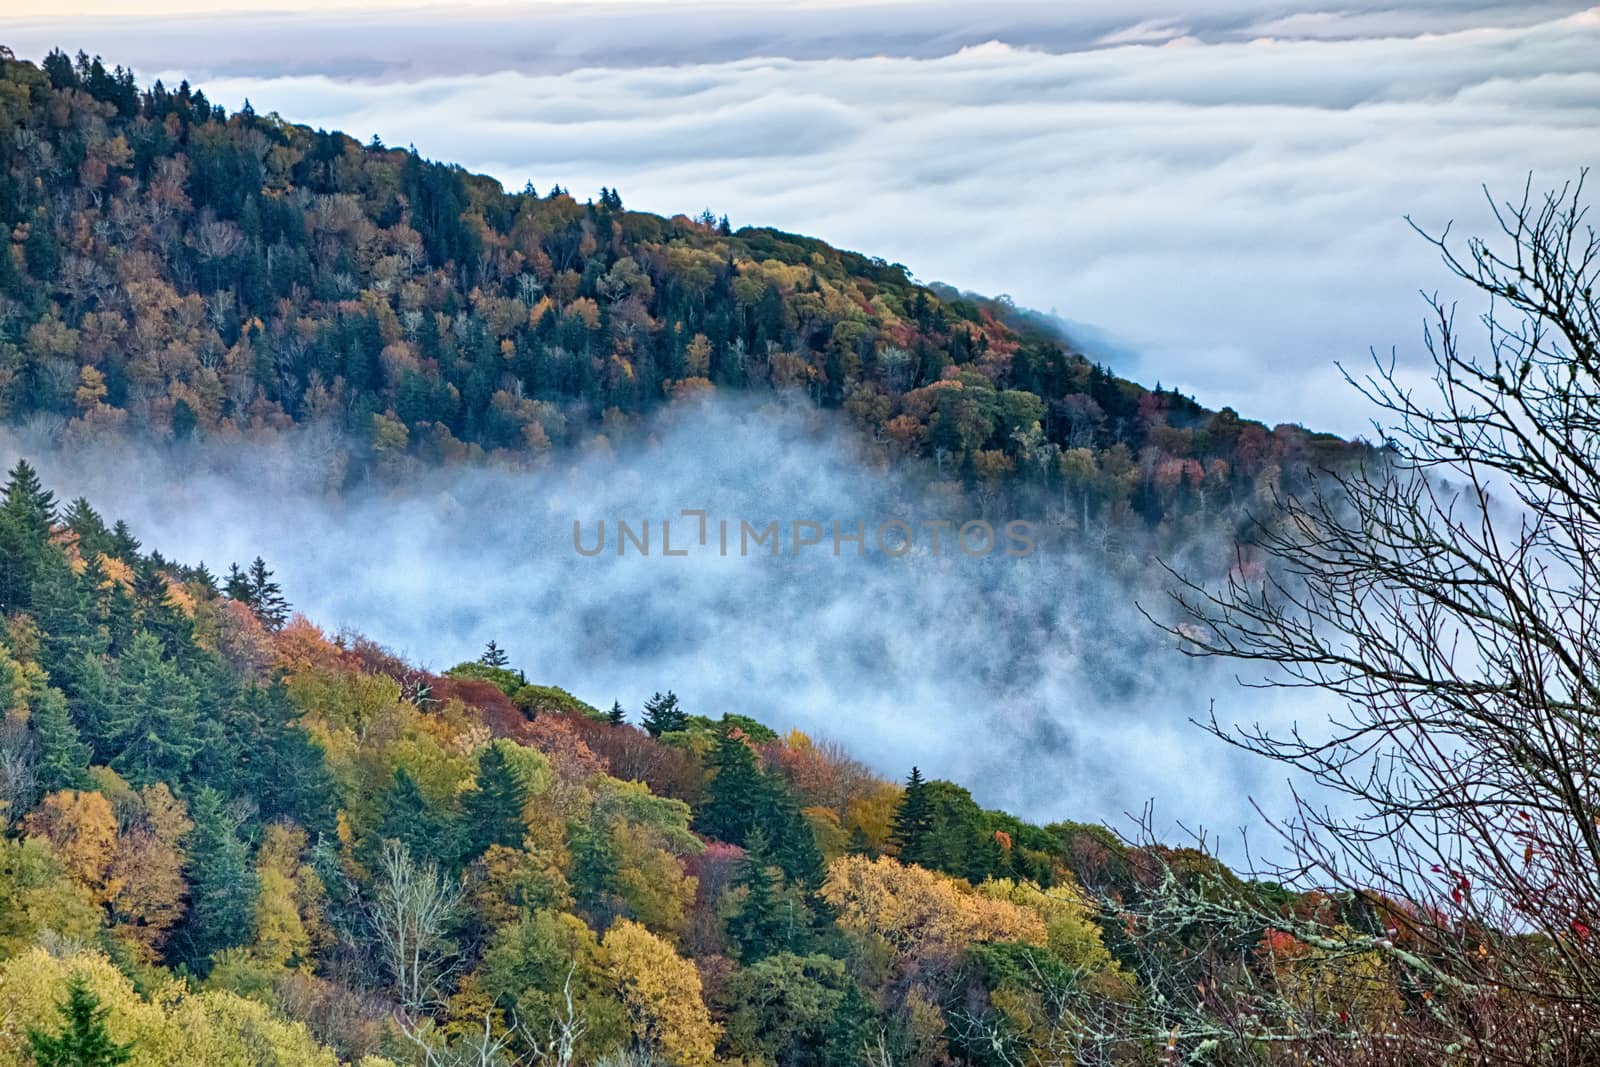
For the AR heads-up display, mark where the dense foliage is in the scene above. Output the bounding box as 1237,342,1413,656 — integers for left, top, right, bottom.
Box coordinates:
0,455,1515,1065
0,454,1436,1065
0,48,1362,542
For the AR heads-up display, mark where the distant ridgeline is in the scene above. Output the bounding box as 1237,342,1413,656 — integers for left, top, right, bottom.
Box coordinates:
0,49,1363,535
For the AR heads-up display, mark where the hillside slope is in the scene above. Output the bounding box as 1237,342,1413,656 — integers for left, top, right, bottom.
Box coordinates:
0,458,1411,1066
0,48,1362,541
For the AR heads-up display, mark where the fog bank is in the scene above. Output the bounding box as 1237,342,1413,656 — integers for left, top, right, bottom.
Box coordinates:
2,400,1322,851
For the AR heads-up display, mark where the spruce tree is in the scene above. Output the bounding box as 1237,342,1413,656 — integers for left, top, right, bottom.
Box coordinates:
30,684,89,793
379,767,454,866
188,561,219,598
460,742,529,859
0,459,57,612
969,830,1010,883
29,549,96,679
606,700,626,726
2,459,56,538
766,780,825,889
27,974,133,1067
478,640,509,668
62,497,111,559
245,557,289,631
195,680,337,835
180,787,256,968
726,827,785,962
104,632,200,787
107,520,140,561
696,726,765,846
131,558,193,658
889,767,933,866
641,690,686,737
224,562,252,604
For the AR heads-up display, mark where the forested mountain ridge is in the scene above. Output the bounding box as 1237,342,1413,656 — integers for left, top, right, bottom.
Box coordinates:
0,458,1428,1066
0,48,1364,537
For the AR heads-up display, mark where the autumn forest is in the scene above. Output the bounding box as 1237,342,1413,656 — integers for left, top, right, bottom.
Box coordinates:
0,44,1596,1067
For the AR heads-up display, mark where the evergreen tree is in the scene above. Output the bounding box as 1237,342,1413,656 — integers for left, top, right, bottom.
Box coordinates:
726,827,786,962
245,557,289,630
195,680,336,834
131,558,193,659
460,742,529,859
696,726,765,846
845,824,875,857
223,562,252,604
478,640,509,668
889,767,933,867
102,632,200,788
188,561,219,598
107,520,140,561
918,780,992,879
969,829,1010,883
179,787,257,968
62,497,111,559
641,690,686,737
606,700,627,726
27,974,133,1067
0,459,58,612
569,821,620,923
379,767,455,867
766,780,825,889
30,549,96,680
30,684,89,793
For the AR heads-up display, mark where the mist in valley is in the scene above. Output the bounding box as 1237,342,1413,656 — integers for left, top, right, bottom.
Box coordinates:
2,397,1320,853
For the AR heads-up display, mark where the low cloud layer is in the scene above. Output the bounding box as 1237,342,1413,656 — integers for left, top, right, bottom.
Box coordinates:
3,402,1319,851
6,1,1595,433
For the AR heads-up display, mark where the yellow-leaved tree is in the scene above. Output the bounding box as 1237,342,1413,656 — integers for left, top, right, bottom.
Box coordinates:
821,854,1048,964
0,948,397,1067
600,919,718,1067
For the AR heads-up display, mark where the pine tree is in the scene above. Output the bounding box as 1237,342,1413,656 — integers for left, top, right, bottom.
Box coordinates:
179,787,256,968
27,974,133,1067
460,742,529,859
726,827,785,962
889,767,933,866
641,690,686,737
478,640,510,668
606,700,626,726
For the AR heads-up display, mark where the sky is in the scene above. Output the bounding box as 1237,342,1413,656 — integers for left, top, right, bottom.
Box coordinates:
3,0,1596,434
